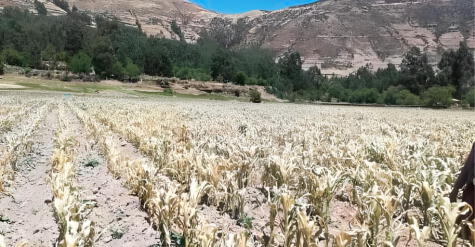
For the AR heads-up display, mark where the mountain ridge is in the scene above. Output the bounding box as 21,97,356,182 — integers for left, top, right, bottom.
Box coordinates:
1,0,474,76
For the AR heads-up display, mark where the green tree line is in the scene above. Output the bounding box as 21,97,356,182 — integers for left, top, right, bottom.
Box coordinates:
0,7,277,83
0,6,473,106
270,44,474,107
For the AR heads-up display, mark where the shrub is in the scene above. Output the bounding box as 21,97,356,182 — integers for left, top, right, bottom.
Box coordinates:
249,89,262,103
382,86,401,105
328,83,346,102
463,88,475,107
2,48,27,67
396,90,421,105
24,67,32,75
234,71,247,85
111,61,124,80
422,86,455,107
123,59,141,82
163,88,174,96
349,88,380,104
0,57,4,75
69,52,92,74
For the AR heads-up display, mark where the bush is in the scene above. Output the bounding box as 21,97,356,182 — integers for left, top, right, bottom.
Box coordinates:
174,67,212,82
163,88,174,96
234,71,247,85
382,86,401,105
123,59,141,82
349,88,380,104
328,83,350,102
111,61,124,80
463,88,475,107
2,48,27,67
395,90,421,105
69,52,92,74
422,86,455,107
249,89,262,103
0,57,4,75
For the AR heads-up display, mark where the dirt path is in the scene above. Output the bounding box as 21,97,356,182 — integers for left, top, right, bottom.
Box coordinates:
64,107,159,246
0,109,59,246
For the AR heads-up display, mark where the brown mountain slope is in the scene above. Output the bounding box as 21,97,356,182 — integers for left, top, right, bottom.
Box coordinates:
1,0,474,75
241,0,475,75
66,0,219,40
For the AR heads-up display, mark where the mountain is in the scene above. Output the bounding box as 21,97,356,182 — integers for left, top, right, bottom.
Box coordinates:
1,0,474,75
238,0,475,75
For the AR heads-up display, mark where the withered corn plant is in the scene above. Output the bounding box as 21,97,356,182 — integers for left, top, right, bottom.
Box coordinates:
51,105,94,247
433,197,472,247
409,216,431,247
0,103,48,191
65,96,475,247
302,168,345,247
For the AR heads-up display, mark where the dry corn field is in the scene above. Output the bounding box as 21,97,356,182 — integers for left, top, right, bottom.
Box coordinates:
0,92,474,247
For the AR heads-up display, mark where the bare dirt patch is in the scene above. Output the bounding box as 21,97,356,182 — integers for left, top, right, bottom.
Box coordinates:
0,83,26,89
0,110,59,246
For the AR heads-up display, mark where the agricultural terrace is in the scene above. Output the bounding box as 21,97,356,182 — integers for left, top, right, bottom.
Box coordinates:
0,91,474,246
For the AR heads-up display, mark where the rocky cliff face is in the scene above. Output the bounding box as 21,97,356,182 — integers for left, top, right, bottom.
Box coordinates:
1,0,474,75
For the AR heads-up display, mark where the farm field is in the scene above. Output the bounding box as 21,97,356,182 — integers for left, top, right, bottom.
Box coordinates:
0,91,474,247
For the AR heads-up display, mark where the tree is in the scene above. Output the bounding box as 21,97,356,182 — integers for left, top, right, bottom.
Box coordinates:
0,56,4,75
438,42,475,99
349,88,380,104
123,58,141,82
110,60,124,79
277,51,307,92
34,0,48,16
91,38,118,78
2,48,26,67
234,71,247,85
307,65,323,87
422,86,455,107
278,51,303,80
373,63,401,92
463,88,475,107
400,47,435,94
144,44,173,77
170,20,185,42
211,50,234,82
395,90,420,105
69,52,91,74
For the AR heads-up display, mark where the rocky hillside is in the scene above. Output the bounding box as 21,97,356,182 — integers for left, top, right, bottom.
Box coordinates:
1,0,474,75
241,0,475,75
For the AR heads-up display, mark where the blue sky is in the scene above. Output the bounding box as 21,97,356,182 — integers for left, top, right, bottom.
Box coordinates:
190,0,318,14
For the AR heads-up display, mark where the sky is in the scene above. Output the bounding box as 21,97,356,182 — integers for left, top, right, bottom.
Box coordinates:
189,0,318,14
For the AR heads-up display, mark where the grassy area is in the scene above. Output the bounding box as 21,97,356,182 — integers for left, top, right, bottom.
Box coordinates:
0,74,249,101
132,89,245,101
1,75,124,93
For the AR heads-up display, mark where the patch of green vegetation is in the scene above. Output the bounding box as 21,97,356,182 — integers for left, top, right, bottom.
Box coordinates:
171,232,185,247
238,214,254,230
84,159,100,168
4,76,124,94
111,228,125,239
16,82,76,92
